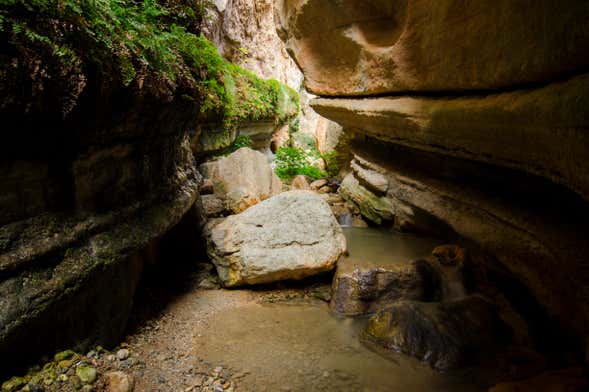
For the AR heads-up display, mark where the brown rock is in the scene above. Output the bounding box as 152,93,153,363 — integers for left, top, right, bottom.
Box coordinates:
312,75,589,202
309,179,328,190
276,0,589,96
105,371,134,392
290,175,311,190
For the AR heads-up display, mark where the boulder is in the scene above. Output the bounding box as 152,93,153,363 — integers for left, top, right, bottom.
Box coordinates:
362,296,511,370
331,228,442,315
198,148,283,216
206,191,346,287
331,258,438,316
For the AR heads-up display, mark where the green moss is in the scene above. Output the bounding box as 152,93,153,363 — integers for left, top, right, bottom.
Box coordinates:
0,0,299,126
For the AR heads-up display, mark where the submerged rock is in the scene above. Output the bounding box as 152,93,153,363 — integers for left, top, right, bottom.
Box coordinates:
330,258,437,316
206,191,346,287
362,296,511,370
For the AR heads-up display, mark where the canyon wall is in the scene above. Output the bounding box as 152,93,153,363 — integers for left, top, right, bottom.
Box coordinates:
276,0,589,345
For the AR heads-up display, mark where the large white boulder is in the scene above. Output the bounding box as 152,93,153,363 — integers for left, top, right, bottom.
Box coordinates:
206,191,346,286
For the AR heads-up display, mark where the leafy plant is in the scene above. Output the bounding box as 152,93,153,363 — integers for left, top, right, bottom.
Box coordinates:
223,134,252,155
274,146,326,180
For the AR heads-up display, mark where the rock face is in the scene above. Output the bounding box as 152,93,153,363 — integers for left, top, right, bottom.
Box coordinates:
205,0,302,88
276,0,589,347
312,75,589,202
362,296,511,370
206,191,346,287
0,113,199,372
276,0,589,96
198,148,283,216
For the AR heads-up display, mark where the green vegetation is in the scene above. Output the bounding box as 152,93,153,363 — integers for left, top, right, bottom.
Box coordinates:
322,150,339,177
223,134,252,155
274,146,326,180
0,0,299,128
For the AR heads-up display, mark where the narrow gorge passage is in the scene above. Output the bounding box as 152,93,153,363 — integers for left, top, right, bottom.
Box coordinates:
2,1,589,392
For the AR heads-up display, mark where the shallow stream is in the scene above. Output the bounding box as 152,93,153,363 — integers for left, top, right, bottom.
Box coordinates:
188,227,491,391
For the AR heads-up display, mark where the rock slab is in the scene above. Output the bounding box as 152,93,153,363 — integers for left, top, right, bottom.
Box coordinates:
206,191,346,287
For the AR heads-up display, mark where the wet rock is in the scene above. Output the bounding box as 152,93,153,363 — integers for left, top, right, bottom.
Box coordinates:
105,371,134,392
330,258,438,316
362,296,511,370
75,365,97,384
199,148,282,215
489,367,589,392
206,191,346,286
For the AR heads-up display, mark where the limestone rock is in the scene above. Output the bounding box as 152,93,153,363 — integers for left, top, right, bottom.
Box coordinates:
206,191,346,286
312,75,589,202
199,148,283,215
362,296,511,370
316,119,343,155
309,179,327,190
338,173,393,224
290,175,311,190
105,371,134,392
350,159,388,196
205,0,302,88
331,258,438,316
276,0,589,96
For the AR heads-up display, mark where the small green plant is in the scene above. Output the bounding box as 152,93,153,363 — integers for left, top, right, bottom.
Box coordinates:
223,134,252,155
274,146,326,180
321,151,339,178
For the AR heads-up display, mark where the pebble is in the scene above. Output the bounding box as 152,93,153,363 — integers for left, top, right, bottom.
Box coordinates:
76,365,98,384
105,371,134,392
116,349,130,361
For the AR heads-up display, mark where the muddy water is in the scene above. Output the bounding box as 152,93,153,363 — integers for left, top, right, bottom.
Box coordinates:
194,301,488,392
191,228,489,392
342,226,441,270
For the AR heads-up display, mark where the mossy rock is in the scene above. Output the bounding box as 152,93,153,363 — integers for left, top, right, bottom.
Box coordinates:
75,365,97,384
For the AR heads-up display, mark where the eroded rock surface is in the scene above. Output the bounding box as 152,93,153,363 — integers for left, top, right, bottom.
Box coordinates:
276,0,589,96
206,191,346,287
